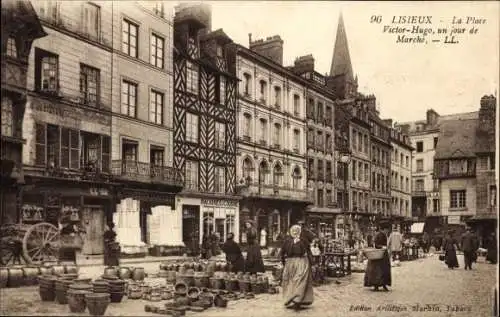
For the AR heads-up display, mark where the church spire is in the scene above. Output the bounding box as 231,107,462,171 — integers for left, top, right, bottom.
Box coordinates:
330,12,354,81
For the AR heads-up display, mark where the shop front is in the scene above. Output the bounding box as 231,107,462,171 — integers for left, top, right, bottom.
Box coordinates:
21,174,115,256
239,197,307,247
114,188,178,255
305,208,339,239
176,196,240,255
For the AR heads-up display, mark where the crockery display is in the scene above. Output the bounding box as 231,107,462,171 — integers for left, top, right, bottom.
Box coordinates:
67,289,90,313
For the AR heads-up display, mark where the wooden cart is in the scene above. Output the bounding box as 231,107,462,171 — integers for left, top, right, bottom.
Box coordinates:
0,222,61,265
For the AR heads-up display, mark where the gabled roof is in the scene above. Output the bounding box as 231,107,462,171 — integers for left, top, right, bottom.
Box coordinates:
434,118,478,159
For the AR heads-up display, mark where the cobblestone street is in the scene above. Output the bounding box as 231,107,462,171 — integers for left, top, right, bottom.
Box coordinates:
1,254,497,317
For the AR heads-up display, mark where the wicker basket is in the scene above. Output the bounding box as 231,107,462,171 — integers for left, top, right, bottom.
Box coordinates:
363,248,385,260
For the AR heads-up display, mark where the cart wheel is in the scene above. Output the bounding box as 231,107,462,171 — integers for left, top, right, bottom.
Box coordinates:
22,222,60,264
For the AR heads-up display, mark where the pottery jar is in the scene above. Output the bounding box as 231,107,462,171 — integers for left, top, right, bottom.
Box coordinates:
51,265,65,276
132,267,145,281
67,289,90,313
103,266,118,278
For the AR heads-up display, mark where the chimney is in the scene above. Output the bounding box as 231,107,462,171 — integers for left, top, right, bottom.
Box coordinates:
249,35,284,65
479,94,496,131
293,54,315,75
365,94,377,113
383,119,393,127
426,109,439,126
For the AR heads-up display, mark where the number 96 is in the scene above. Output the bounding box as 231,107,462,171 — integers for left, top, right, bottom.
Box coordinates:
370,15,382,23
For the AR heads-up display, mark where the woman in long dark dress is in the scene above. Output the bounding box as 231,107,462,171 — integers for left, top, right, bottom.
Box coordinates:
221,233,245,272
486,232,497,264
104,223,120,266
201,234,212,259
281,225,314,310
244,220,265,273
364,227,391,291
443,231,459,269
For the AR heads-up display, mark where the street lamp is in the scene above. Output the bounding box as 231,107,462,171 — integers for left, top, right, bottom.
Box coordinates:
338,137,351,247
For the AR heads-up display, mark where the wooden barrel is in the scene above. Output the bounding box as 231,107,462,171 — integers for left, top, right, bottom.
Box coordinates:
8,267,25,287
23,266,41,286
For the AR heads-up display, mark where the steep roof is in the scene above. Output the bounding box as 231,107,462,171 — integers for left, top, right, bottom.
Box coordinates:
434,118,478,159
1,0,47,39
329,12,353,81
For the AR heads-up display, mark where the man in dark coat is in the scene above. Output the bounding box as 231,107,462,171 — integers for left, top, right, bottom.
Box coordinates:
461,227,478,270
221,233,245,272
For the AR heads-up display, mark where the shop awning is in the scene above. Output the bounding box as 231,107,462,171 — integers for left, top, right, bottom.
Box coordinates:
410,222,425,234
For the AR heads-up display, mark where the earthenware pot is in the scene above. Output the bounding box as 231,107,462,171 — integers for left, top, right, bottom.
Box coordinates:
67,289,90,313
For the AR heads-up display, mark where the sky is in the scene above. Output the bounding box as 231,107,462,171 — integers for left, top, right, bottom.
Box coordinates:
175,1,499,124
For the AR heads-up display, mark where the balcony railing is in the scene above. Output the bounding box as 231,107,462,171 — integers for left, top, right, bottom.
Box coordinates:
111,160,182,186
245,182,310,202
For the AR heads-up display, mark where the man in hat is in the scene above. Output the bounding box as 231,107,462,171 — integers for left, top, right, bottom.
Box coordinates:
460,226,478,270
387,225,403,261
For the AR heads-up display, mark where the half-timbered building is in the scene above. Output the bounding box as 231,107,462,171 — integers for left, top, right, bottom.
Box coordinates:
1,0,46,227
173,4,239,252
228,35,311,246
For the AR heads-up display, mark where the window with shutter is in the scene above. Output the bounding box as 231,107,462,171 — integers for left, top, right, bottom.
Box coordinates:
70,130,80,169
35,123,46,166
101,135,110,172
46,125,60,167
61,128,70,168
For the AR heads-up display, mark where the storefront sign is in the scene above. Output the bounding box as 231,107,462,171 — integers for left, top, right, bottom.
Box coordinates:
201,199,238,207
90,187,109,196
32,98,111,127
447,215,461,224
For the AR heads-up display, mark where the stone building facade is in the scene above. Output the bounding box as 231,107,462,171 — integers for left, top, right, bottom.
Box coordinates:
470,95,497,244
13,1,182,258
385,120,413,228
397,109,480,233
22,0,116,256
229,35,311,246
109,1,182,255
289,55,339,238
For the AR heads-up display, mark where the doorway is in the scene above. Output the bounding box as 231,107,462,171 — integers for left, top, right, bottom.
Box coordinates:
81,206,105,255
182,205,200,255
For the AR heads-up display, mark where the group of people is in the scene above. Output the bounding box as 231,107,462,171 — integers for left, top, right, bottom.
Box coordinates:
442,227,497,269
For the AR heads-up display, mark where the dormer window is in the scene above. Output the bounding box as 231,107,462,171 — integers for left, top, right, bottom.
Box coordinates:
153,2,165,18
216,45,223,57
6,37,17,58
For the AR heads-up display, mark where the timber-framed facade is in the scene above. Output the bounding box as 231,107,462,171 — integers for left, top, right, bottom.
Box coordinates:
173,4,239,252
